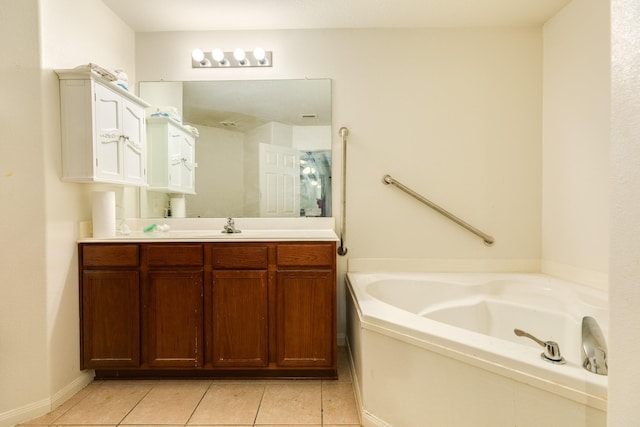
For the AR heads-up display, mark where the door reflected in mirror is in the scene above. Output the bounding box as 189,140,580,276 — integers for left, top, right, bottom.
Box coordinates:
139,79,332,218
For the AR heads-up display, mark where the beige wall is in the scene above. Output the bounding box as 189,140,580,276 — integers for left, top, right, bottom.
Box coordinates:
0,0,49,420
610,0,640,424
0,1,136,425
136,28,543,258
542,0,611,289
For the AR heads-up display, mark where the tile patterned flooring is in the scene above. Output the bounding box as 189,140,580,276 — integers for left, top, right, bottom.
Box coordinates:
20,348,361,427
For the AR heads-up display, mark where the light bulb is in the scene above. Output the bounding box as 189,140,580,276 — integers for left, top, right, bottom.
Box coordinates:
234,48,247,64
191,49,205,62
253,47,266,62
212,48,225,63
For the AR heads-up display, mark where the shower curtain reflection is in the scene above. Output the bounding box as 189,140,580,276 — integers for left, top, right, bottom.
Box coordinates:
300,150,332,217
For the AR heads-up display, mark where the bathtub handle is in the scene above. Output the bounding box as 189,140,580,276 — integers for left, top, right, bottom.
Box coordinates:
514,329,566,364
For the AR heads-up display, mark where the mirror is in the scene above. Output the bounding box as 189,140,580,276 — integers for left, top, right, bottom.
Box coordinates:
139,79,332,218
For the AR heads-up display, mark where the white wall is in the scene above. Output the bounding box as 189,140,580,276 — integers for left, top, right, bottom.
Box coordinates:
542,0,611,289
136,29,543,258
0,1,49,422
0,1,137,426
186,125,245,217
610,0,640,424
41,0,137,402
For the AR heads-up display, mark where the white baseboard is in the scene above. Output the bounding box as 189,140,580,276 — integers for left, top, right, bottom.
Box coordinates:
0,397,50,427
361,410,393,427
0,371,93,427
51,370,94,410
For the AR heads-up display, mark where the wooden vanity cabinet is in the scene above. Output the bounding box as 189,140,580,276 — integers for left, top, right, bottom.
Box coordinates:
140,244,204,368
275,243,336,368
80,244,140,369
79,240,336,378
208,244,269,367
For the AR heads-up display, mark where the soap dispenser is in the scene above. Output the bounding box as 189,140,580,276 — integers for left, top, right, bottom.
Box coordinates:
164,200,172,218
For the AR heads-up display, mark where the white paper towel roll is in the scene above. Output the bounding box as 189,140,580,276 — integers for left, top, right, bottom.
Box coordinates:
171,196,186,218
92,191,116,237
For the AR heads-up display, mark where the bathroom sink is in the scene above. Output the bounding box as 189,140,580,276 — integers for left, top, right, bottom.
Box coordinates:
103,229,338,242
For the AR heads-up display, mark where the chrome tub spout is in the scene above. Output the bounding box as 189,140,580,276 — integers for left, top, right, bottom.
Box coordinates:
582,316,608,375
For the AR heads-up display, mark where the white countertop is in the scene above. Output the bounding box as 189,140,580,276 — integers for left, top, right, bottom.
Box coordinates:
79,228,339,243
78,217,339,243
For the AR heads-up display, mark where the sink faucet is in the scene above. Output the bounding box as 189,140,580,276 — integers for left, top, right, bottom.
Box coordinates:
582,316,608,375
222,217,241,234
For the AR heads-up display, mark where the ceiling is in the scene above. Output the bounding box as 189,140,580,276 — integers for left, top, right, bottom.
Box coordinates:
102,0,572,32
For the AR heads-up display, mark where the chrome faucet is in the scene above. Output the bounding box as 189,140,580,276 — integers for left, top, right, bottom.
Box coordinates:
582,316,608,375
222,217,241,234
514,328,565,364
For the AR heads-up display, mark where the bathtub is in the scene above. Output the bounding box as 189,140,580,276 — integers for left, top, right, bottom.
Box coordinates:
345,272,608,427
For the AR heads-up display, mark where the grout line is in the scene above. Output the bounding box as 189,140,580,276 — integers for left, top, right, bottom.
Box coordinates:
320,379,324,427
252,382,268,426
184,380,214,426
115,381,155,426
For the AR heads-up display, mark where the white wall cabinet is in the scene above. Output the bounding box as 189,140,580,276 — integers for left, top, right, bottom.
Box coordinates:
56,69,150,186
146,117,197,194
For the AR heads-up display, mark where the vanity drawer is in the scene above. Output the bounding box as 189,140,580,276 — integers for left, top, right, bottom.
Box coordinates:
210,245,269,269
82,244,138,267
276,243,335,267
143,244,204,266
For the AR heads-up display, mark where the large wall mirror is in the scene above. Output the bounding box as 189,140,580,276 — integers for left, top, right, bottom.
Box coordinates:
139,79,332,218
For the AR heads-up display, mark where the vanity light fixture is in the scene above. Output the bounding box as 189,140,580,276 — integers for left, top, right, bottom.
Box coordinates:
211,48,228,66
191,47,272,68
191,49,211,67
233,48,248,66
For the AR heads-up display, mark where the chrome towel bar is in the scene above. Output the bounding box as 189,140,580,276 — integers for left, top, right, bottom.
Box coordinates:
337,127,349,255
382,174,495,246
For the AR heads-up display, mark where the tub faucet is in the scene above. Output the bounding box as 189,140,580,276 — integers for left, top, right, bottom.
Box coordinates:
582,316,608,375
514,328,565,364
222,217,241,234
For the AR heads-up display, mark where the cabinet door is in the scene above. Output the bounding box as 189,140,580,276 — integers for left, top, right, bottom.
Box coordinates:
143,269,204,367
168,128,183,190
275,270,335,367
121,97,146,185
94,83,123,182
212,270,268,367
81,269,140,369
179,132,196,193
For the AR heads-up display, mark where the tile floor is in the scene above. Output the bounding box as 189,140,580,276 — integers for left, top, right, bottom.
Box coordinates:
20,348,361,427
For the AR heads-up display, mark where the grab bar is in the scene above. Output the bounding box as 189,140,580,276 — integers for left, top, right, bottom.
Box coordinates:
337,127,349,256
382,174,495,246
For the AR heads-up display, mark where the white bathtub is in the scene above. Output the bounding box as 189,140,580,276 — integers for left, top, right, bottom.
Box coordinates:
346,272,608,427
